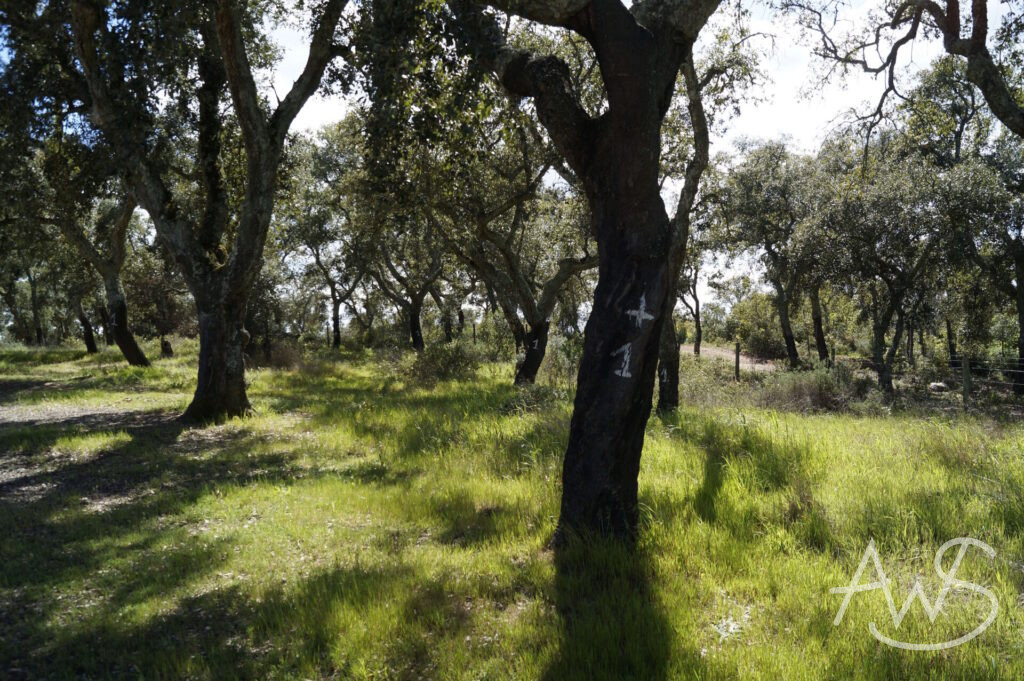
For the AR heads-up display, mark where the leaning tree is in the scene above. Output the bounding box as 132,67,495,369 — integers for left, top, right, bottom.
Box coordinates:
445,0,725,540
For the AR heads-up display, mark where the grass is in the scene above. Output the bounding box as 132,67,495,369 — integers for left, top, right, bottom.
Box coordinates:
2,340,1024,679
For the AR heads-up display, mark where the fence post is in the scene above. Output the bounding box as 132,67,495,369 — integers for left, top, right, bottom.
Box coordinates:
962,355,971,408
735,342,741,382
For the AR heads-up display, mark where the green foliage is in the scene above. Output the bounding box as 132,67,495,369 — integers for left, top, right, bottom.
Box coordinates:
405,339,482,384
728,292,788,359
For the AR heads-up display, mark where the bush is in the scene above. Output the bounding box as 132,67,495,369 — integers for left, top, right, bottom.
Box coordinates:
474,313,516,362
758,363,872,412
405,340,482,384
541,333,584,388
728,293,788,360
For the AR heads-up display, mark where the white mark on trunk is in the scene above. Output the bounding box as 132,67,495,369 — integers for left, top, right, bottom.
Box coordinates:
627,293,655,328
613,343,633,378
531,339,539,349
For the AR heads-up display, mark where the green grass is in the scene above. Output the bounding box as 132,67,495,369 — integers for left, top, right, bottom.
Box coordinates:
2,342,1024,679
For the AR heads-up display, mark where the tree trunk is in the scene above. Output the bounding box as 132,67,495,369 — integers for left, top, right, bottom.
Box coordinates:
457,308,465,335
657,314,680,414
442,312,454,344
76,305,98,353
774,284,799,369
103,276,150,367
918,325,927,358
515,321,550,385
809,286,829,362
906,321,916,368
331,297,342,349
160,336,174,357
946,318,959,369
693,301,702,356
95,304,113,345
559,192,674,541
28,273,44,346
182,303,251,423
409,297,425,352
1015,257,1024,395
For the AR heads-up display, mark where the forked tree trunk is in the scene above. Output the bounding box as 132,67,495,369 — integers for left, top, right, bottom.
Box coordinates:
774,285,799,369
657,314,680,414
104,277,150,367
809,286,829,362
76,305,98,353
409,297,425,352
182,303,250,423
514,321,549,385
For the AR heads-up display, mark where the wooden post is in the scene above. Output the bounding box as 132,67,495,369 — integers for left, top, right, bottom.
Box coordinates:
962,355,971,408
735,342,741,382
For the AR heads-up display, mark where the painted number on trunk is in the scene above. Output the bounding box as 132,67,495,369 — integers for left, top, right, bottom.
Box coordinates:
613,343,633,378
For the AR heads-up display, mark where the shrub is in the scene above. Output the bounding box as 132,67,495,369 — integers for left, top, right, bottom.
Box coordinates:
405,340,482,384
758,364,872,412
541,333,585,388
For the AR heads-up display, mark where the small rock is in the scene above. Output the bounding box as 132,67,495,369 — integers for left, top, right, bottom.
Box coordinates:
929,382,948,393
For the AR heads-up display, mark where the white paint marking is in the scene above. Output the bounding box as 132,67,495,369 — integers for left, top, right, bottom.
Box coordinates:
613,343,633,378
626,293,655,328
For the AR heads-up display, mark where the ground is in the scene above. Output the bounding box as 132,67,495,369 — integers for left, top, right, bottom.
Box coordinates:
2,341,1024,680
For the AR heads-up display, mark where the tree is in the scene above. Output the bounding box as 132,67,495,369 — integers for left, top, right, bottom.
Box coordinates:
49,0,350,421
448,0,724,540
722,142,818,369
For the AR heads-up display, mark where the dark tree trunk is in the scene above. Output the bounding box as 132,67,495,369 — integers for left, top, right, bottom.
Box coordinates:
874,311,904,393
693,301,702,356
918,325,927,358
947,318,959,369
774,284,799,369
442,312,454,344
95,304,113,345
76,306,98,353
161,336,174,357
515,321,549,385
28,273,43,346
809,286,829,362
657,314,680,414
182,304,251,423
331,297,342,349
1015,258,1024,395
906,321,916,368
409,298,424,352
457,308,465,335
104,277,150,367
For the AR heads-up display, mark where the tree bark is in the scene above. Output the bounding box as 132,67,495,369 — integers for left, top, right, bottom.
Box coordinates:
95,304,113,345
27,272,44,345
331,296,342,349
657,314,680,414
160,336,174,357
182,303,250,423
409,297,425,352
515,320,549,385
809,286,829,363
774,283,799,368
906,321,916,368
693,301,702,356
1015,255,1024,395
946,318,959,369
76,305,98,353
103,276,150,367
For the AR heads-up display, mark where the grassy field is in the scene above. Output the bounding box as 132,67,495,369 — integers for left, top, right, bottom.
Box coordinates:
2,341,1024,680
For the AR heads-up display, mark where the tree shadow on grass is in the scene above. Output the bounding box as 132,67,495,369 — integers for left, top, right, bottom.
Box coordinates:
540,537,701,681
0,407,354,676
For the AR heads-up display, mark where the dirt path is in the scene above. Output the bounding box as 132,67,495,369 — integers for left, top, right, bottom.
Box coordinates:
688,344,778,373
